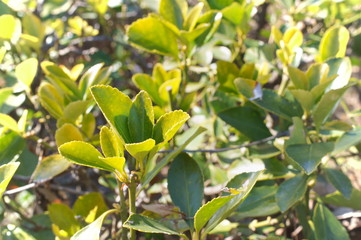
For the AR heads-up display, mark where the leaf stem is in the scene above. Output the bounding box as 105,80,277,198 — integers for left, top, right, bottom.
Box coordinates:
116,179,128,240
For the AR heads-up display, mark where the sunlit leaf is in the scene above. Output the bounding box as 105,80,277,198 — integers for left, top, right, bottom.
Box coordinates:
318,25,349,62
15,58,38,90
0,162,20,198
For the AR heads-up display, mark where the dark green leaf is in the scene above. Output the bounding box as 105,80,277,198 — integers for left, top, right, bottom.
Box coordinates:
218,106,271,141
324,168,352,199
159,0,187,29
333,128,361,154
168,153,204,227
313,203,350,240
0,131,25,164
276,174,308,212
322,189,361,210
285,143,334,174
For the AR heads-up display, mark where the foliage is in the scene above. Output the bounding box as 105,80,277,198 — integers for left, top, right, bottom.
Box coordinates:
0,0,360,239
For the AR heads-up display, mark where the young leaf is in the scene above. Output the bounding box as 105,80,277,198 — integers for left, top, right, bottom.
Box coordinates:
15,58,38,90
0,15,16,40
55,123,83,146
0,162,20,198
288,66,307,90
132,74,165,106
168,153,204,227
100,126,123,157
218,106,271,141
324,168,352,199
125,139,156,162
286,143,334,174
60,100,90,125
313,85,350,129
318,25,349,62
313,203,350,240
153,110,189,144
184,2,204,31
91,85,132,143
73,192,108,224
31,154,71,183
71,209,117,240
159,0,188,29
38,82,64,119
78,63,104,97
202,171,262,236
0,113,19,132
58,141,113,171
123,214,184,236
128,91,154,143
127,16,179,58
275,174,308,212
0,87,12,106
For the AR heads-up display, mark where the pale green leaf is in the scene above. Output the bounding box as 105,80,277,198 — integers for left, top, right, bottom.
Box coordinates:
15,58,38,90
0,113,19,132
318,25,350,62
288,66,307,90
290,89,314,113
127,16,179,58
100,126,123,157
125,138,155,162
184,2,204,31
0,15,16,39
153,110,189,144
55,123,83,147
0,162,20,198
38,82,64,119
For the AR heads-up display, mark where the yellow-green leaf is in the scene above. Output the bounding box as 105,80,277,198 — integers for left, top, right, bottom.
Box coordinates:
55,124,83,147
159,0,188,29
31,154,71,182
125,138,156,162
15,58,38,90
100,126,123,157
0,113,19,132
0,15,16,40
0,162,20,198
38,83,64,119
318,25,350,62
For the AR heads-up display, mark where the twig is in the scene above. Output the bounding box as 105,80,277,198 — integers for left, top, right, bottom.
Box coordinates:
159,131,288,153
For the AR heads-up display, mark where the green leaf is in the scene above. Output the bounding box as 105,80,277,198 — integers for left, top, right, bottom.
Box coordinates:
0,113,19,132
132,74,165,106
306,63,329,90
217,60,239,94
31,154,71,183
81,113,96,138
0,131,25,164
325,57,352,90
333,128,361,154
60,100,90,125
123,214,184,236
290,89,314,113
100,126,123,157
218,106,271,141
73,193,108,224
71,209,117,240
318,25,350,62
55,123,83,147
58,141,114,171
0,87,12,106
153,110,189,144
313,85,350,129
275,174,308,212
322,189,361,210
0,14,17,40
324,168,352,199
0,162,20,198
207,0,233,10
236,185,280,218
98,157,127,181
285,117,307,147
91,85,132,143
283,27,303,50
286,143,334,174
125,138,155,162
159,0,187,29
0,47,6,64
202,171,262,236
194,195,236,233
38,83,64,119
79,64,112,99
141,127,206,191
48,203,81,237
183,2,204,31
127,16,179,58
288,66,307,90
195,11,222,46
168,153,203,227
313,203,350,240
252,89,303,121
128,91,154,143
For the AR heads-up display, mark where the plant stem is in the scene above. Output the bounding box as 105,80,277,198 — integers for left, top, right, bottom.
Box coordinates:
128,175,137,240
116,179,128,240
278,66,289,95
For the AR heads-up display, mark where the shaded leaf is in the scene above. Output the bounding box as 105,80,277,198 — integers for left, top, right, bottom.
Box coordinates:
333,128,361,154
38,83,64,119
31,154,71,182
322,190,361,210
324,168,352,199
48,204,81,237
55,123,83,147
276,174,308,212
100,126,123,157
168,153,203,227
73,192,108,224
313,203,350,240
